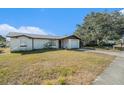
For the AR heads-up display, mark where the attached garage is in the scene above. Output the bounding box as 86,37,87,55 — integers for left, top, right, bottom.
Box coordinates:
60,35,80,49
33,39,45,49
69,39,79,48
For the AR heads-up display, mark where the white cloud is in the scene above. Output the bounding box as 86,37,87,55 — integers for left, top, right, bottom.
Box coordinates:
0,24,54,37
0,24,17,32
18,26,47,35
119,9,124,14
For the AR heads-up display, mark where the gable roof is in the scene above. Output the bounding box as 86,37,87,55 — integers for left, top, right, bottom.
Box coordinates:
7,32,80,40
7,32,63,39
61,35,81,40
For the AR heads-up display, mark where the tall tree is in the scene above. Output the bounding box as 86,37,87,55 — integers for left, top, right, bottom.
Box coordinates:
74,11,124,46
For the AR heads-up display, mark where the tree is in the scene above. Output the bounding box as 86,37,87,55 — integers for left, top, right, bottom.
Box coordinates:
0,35,6,47
74,11,124,46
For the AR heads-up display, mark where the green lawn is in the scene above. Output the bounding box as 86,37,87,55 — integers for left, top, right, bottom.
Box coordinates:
0,48,115,85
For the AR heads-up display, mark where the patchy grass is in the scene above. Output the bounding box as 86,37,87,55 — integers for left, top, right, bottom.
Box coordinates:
0,48,10,54
0,48,115,85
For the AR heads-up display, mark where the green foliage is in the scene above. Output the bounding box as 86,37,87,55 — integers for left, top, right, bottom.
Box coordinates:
44,42,53,48
0,35,5,42
58,77,66,85
74,11,124,46
0,35,6,47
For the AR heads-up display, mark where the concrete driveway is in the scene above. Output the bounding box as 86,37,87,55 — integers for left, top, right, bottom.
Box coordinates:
78,49,124,85
93,56,124,85
88,50,124,57
78,48,124,57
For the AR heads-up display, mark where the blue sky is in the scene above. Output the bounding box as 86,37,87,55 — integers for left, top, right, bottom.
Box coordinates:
0,8,123,37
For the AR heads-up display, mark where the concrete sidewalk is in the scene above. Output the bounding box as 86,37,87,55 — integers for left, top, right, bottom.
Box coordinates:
93,56,124,85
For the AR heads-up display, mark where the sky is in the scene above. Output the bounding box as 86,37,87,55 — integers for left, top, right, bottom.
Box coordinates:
0,8,123,37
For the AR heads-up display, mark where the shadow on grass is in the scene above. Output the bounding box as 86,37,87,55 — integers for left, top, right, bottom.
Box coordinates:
11,48,61,55
0,50,4,54
67,47,96,52
0,49,5,54
11,47,97,55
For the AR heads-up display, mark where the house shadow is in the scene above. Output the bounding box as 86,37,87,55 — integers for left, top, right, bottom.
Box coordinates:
11,48,61,55
63,47,95,52
11,47,96,55
67,47,96,52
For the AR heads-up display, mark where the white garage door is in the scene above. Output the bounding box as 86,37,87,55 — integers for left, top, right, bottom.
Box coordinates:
34,39,43,49
70,39,79,48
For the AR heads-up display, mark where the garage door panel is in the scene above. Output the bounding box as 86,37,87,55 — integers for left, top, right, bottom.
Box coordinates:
34,39,43,49
70,39,79,48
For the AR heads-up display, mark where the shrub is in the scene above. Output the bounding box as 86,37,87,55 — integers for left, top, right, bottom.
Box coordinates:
114,47,124,50
58,77,66,85
59,67,75,77
44,42,53,48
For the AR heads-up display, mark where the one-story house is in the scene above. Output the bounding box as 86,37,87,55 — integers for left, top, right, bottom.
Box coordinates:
7,32,81,51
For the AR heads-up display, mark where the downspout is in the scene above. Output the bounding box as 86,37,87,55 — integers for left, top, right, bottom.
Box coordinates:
32,38,34,50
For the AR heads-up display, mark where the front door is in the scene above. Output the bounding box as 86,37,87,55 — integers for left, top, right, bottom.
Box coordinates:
59,40,61,48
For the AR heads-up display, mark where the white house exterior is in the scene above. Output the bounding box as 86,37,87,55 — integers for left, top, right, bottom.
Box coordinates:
7,32,80,51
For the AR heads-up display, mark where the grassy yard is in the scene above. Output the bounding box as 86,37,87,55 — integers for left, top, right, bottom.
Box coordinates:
0,48,115,85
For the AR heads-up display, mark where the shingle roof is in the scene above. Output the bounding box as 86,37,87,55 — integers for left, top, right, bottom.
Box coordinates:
7,32,63,39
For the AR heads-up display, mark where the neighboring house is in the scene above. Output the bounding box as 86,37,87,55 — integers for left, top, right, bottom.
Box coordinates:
7,32,80,51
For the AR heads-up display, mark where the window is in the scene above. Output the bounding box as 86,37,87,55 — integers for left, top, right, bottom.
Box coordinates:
20,39,27,47
48,40,56,46
50,40,56,46
44,40,57,48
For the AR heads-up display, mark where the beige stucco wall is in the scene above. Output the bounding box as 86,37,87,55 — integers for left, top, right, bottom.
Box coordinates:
53,40,59,48
9,36,79,51
10,36,59,51
33,39,59,49
33,39,46,49
10,36,33,51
